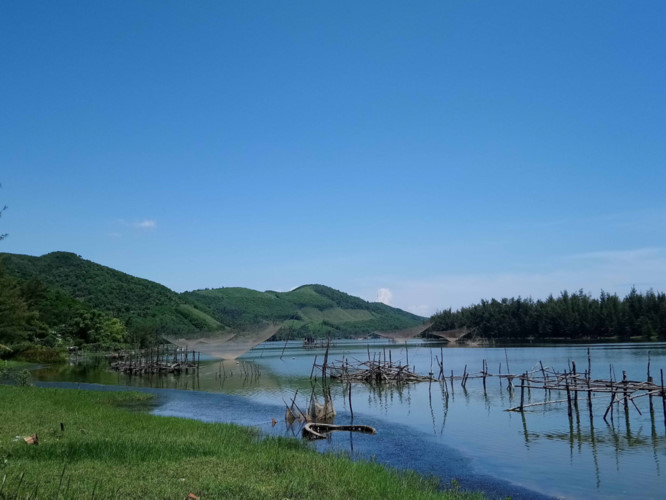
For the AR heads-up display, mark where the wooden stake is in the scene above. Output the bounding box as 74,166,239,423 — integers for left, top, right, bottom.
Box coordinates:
648,353,654,415
565,372,572,419
586,370,593,421
572,361,578,403
482,359,487,393
660,368,666,427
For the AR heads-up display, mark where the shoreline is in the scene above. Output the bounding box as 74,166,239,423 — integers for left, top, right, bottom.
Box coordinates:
2,383,481,500
33,381,553,500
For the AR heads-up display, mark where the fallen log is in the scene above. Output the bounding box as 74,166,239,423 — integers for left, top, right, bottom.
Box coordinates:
302,422,377,440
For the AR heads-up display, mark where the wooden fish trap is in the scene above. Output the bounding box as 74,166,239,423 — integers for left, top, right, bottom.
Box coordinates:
109,344,200,375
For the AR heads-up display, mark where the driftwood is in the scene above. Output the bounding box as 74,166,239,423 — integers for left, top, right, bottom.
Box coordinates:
327,359,432,384
302,422,377,440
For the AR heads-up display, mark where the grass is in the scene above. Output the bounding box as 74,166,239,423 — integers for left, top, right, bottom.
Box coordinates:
0,386,482,499
0,360,30,370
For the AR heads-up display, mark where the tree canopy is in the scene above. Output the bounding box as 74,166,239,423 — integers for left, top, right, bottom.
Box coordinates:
431,288,666,341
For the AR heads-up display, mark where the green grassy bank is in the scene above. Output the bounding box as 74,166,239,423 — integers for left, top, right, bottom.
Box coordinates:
0,386,480,499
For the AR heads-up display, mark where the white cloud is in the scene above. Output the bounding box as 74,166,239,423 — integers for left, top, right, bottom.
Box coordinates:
133,220,156,229
377,288,393,305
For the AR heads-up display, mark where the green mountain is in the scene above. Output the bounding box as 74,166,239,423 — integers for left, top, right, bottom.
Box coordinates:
0,252,425,350
183,284,425,339
0,252,222,347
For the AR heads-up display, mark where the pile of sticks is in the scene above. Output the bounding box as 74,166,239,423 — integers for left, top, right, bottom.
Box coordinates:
109,345,200,375
328,358,433,384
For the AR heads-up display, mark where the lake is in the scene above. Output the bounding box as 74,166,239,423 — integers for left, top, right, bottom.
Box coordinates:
33,340,666,499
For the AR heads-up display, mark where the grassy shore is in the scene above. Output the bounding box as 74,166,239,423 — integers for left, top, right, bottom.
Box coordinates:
1,360,30,370
0,386,481,499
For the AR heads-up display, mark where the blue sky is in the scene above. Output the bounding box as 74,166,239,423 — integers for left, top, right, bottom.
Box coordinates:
1,1,665,316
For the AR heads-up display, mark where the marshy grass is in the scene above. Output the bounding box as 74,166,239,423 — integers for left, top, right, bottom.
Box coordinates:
0,386,481,499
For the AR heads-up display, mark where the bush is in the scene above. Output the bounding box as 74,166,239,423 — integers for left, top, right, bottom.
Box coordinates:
14,345,65,363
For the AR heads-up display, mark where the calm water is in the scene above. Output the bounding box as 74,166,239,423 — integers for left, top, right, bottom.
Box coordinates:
33,341,666,499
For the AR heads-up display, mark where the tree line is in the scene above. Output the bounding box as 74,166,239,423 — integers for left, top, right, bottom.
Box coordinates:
431,288,666,341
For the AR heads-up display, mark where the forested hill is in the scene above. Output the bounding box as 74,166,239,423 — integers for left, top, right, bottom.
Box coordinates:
0,252,425,351
183,284,425,339
431,289,666,342
0,251,223,346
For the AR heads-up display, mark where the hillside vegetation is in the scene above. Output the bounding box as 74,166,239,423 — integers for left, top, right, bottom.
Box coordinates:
431,288,666,342
0,252,222,349
0,252,424,354
184,284,425,339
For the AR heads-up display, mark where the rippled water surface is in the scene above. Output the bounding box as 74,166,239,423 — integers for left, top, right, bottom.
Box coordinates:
34,340,666,499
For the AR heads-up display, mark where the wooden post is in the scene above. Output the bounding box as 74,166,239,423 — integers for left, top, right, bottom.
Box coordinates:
348,382,353,421
565,372,572,420
572,361,578,404
519,372,526,411
309,355,318,380
482,359,487,393
540,360,549,396
280,335,289,359
610,381,615,424
322,339,330,385
648,353,654,415
660,368,666,427
603,391,614,423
